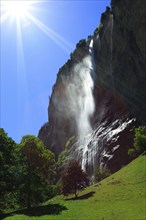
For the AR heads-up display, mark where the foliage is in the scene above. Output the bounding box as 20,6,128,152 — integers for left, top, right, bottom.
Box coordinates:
93,22,102,36
0,129,58,211
94,166,111,183
57,150,68,168
56,136,75,181
0,128,17,209
17,135,56,208
128,148,136,158
65,136,75,149
76,39,86,48
3,155,146,220
53,179,62,195
134,126,146,153
61,160,89,198
57,150,68,181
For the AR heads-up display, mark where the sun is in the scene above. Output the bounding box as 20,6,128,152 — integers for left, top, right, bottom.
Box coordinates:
2,0,33,20
1,0,73,53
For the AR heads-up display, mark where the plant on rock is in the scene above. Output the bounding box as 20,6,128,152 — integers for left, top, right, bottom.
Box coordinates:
134,126,146,153
128,126,146,158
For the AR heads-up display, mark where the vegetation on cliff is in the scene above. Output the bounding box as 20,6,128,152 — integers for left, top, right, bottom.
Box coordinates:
128,126,146,157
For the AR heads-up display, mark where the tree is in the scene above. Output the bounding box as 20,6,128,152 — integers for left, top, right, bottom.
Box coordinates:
0,128,17,209
134,126,146,153
17,135,56,209
61,160,89,198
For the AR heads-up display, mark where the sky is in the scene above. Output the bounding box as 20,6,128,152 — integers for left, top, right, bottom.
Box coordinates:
0,0,110,143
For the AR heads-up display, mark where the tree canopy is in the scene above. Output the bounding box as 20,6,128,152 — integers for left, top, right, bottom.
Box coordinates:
61,160,89,198
0,128,17,209
0,130,57,211
17,135,56,208
134,126,146,153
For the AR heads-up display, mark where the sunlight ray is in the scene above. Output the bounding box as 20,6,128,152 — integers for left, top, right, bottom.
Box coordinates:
1,0,74,54
16,19,29,136
26,13,74,54
16,18,29,101
0,12,10,24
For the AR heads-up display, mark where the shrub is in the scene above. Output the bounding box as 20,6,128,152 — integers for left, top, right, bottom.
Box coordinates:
128,148,136,158
76,39,86,48
134,126,146,153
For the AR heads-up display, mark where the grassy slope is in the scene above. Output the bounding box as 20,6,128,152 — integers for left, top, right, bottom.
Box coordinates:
3,155,146,220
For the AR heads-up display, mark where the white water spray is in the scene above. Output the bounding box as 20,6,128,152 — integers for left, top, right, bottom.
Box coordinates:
65,39,96,172
79,40,95,171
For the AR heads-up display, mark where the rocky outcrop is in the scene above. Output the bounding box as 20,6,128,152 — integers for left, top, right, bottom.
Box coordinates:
38,0,146,174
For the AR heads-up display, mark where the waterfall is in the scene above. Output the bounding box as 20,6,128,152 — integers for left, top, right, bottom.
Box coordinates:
79,39,95,171
66,39,96,173
65,15,114,174
77,39,95,137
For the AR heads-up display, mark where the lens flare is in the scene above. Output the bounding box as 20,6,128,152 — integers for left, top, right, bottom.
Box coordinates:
2,0,33,19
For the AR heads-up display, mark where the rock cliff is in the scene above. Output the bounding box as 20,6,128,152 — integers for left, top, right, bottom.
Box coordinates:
39,0,146,175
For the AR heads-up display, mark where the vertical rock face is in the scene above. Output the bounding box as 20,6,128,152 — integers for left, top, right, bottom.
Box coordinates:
111,0,146,124
39,0,146,174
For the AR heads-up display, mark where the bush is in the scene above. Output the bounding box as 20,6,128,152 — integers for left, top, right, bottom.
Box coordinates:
134,126,146,153
128,148,136,158
76,39,86,48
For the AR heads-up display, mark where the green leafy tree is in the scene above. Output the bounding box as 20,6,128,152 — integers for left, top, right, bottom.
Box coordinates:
17,135,56,209
134,126,146,153
61,160,89,198
0,128,17,209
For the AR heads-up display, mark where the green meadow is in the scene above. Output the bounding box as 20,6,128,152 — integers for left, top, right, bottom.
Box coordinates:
2,155,146,220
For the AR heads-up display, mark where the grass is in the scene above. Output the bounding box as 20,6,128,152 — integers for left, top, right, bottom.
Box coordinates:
1,155,146,220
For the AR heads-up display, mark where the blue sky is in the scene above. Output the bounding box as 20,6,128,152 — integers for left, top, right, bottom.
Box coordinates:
0,0,110,143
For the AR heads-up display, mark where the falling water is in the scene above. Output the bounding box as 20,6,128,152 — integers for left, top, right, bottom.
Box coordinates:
79,39,95,171
77,39,95,137
66,39,96,173
73,15,114,173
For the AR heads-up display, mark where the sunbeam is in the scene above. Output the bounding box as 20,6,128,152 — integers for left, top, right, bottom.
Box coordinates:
1,0,73,53
16,18,30,137
0,12,10,24
0,0,46,21
1,0,74,132
26,13,74,54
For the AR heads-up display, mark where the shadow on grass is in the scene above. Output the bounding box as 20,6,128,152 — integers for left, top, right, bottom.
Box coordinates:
66,191,95,201
0,203,67,219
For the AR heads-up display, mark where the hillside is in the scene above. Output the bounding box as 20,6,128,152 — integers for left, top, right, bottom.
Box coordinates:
2,154,146,220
